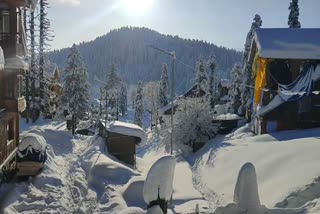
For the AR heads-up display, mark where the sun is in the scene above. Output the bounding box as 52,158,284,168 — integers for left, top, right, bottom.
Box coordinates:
121,0,154,15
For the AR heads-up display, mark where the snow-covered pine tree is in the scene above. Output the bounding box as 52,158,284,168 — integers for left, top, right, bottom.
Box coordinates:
105,64,122,97
39,0,54,117
60,44,90,119
119,82,128,116
206,55,216,108
288,0,301,28
240,14,262,115
134,82,144,128
159,63,169,107
228,63,242,114
195,56,207,97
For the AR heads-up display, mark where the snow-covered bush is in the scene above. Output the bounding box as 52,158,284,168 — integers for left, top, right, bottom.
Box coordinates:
162,98,218,153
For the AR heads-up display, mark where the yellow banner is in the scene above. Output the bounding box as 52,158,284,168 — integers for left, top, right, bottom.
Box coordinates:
253,57,268,106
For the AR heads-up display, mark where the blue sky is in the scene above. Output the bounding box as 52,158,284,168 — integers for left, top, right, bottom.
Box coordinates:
48,0,320,50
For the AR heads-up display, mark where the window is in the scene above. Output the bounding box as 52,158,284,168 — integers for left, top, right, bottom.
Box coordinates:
0,9,10,39
6,119,14,143
16,75,23,98
6,75,14,98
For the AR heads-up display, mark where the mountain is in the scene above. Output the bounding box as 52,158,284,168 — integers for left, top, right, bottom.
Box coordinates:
48,27,242,96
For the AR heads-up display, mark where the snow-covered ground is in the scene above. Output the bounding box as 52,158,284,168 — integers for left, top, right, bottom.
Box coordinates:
1,119,320,213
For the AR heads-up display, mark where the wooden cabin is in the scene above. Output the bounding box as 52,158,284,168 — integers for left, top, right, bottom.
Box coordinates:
0,0,31,178
161,84,206,115
248,28,320,134
99,121,146,167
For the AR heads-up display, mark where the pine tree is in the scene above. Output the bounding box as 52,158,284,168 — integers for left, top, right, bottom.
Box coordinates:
288,0,301,28
240,14,262,115
60,44,90,119
206,55,216,108
105,64,122,97
119,82,128,116
228,64,242,114
39,0,53,117
159,63,169,107
134,82,144,127
195,56,207,96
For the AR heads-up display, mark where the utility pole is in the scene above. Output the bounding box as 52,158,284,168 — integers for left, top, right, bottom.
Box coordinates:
170,53,176,155
148,45,176,155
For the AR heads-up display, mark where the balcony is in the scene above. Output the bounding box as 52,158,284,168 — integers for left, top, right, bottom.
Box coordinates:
4,96,26,112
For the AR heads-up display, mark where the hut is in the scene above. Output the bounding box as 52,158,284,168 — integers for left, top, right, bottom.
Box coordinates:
99,121,147,167
248,28,320,134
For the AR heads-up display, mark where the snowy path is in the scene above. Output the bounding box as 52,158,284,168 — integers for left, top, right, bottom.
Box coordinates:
1,122,99,213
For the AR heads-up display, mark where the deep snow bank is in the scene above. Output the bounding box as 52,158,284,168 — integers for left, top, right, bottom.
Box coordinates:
195,127,320,209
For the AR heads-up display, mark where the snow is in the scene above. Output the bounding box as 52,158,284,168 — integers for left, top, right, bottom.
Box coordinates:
146,205,163,214
4,57,29,70
213,113,241,120
18,133,47,151
3,117,320,213
220,79,230,88
214,104,228,115
143,156,176,203
196,127,320,210
254,28,320,60
107,120,147,144
233,162,261,213
0,46,4,68
257,95,283,116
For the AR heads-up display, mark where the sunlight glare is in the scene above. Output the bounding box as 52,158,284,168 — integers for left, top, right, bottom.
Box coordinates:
122,0,154,15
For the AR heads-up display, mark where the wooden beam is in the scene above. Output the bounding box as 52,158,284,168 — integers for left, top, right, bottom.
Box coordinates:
0,147,17,170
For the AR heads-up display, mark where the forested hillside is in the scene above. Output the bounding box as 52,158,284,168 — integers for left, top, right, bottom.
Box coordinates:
48,27,242,95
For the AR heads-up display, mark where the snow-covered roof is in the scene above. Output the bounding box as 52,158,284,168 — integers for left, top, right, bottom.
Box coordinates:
220,79,230,88
19,133,47,152
107,121,147,144
213,113,241,121
254,28,320,59
45,63,60,78
5,57,29,70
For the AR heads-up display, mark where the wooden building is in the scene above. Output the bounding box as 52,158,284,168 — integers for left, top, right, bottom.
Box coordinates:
248,28,320,134
0,0,31,178
161,84,206,115
99,121,146,167
46,63,62,118
217,79,230,103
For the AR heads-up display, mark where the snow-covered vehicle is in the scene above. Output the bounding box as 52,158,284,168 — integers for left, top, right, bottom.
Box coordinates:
16,134,48,176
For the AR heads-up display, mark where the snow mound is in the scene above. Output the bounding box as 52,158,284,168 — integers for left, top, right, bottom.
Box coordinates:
233,162,261,213
118,207,145,214
146,205,163,214
122,177,147,208
143,156,176,204
107,121,147,144
88,153,139,196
